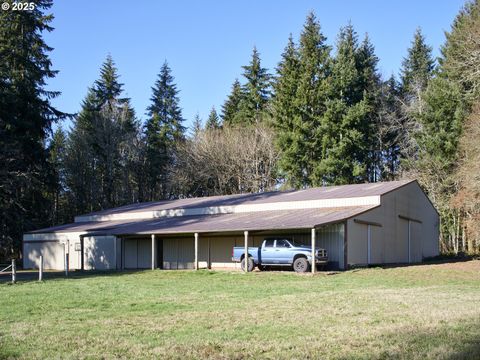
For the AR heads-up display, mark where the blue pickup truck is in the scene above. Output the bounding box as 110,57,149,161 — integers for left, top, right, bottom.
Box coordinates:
232,238,328,273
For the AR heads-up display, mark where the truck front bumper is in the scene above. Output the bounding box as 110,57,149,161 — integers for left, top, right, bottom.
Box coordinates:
312,257,328,265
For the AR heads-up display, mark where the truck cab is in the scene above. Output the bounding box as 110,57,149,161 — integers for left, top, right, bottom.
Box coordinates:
232,237,328,273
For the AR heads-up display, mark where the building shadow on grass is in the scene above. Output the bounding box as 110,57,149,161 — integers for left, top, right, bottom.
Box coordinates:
0,268,154,283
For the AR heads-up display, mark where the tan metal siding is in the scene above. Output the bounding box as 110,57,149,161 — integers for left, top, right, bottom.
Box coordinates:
163,238,178,269
370,225,384,264
137,239,151,269
348,182,439,265
23,242,65,270
209,236,237,268
411,221,423,263
176,238,194,269
84,236,116,270
124,239,138,268
316,224,344,269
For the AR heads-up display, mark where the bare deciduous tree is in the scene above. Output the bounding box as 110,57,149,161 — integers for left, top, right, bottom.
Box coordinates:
171,125,279,197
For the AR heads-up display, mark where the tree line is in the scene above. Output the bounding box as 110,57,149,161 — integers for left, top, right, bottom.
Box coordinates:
1,0,479,261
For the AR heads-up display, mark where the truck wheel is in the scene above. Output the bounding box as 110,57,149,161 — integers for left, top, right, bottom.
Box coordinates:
293,257,309,273
241,257,254,272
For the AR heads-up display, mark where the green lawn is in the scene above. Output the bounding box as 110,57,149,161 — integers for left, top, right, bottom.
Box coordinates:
1,261,480,359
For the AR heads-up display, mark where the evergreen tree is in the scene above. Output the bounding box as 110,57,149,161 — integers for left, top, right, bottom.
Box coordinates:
400,28,435,97
441,0,480,99
278,12,331,187
66,57,138,212
206,107,221,129
271,35,301,184
221,79,243,126
144,61,185,200
190,113,203,137
312,24,379,185
375,75,402,179
405,2,480,252
48,128,68,225
0,0,65,259
237,47,271,125
65,88,98,215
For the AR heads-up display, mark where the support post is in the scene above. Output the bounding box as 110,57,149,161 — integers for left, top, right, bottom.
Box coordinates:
80,235,84,271
11,259,16,284
207,238,211,269
151,234,156,270
244,231,249,272
39,255,44,281
194,233,199,270
65,253,69,277
367,224,371,265
311,228,316,274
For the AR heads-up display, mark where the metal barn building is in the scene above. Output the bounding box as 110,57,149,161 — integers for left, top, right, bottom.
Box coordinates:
23,180,439,271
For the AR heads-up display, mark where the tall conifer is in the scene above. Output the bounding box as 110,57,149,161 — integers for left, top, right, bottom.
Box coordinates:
144,61,185,200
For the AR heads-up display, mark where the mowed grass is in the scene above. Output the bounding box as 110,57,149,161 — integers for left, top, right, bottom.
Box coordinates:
1,261,480,359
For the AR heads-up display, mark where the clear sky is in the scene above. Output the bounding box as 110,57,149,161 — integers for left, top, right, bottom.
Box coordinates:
44,0,466,131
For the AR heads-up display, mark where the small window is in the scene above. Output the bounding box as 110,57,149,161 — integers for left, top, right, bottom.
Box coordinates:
264,239,275,248
276,239,291,248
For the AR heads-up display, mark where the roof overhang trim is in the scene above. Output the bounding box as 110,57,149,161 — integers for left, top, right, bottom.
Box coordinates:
75,196,380,223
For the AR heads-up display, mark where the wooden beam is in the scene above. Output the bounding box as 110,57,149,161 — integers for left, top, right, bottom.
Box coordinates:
311,228,316,274
194,232,199,270
354,219,382,227
244,230,249,272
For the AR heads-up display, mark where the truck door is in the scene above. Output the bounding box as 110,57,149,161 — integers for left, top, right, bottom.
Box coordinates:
261,239,275,264
275,239,292,264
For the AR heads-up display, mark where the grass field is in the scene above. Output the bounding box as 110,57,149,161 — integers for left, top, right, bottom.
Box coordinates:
1,261,480,359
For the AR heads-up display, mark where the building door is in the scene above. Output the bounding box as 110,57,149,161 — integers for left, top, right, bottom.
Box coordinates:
157,238,164,269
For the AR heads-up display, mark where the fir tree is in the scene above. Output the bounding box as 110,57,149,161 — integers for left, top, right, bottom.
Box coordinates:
66,57,138,212
144,61,185,200
206,107,221,129
376,75,402,179
191,113,203,137
280,12,332,187
272,35,302,185
400,28,435,97
0,0,65,259
312,25,379,185
48,128,68,225
222,79,243,126
237,47,271,125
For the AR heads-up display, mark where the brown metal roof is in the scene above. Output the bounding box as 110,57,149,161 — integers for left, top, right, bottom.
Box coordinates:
29,205,378,235
77,179,414,217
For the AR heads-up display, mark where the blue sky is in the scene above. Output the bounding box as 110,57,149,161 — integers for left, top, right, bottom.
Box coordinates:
45,0,466,131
